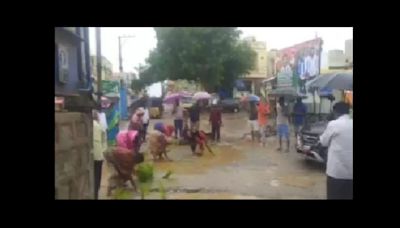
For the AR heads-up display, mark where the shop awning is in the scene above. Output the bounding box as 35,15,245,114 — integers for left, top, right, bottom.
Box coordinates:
269,87,302,97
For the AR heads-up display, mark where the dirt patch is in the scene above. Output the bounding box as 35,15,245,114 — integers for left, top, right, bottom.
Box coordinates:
279,175,315,188
153,145,245,175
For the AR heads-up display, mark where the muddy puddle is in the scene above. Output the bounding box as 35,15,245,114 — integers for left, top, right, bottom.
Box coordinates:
152,145,245,175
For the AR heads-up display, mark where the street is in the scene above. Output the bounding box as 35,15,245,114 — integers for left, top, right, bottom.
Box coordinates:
99,111,326,199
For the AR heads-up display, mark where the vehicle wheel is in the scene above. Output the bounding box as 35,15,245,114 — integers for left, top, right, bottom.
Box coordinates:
233,108,239,113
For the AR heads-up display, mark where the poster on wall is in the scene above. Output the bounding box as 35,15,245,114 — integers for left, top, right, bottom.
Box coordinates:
275,38,323,95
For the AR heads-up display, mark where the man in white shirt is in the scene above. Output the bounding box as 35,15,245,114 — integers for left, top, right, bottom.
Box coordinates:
320,102,353,199
92,110,108,199
142,107,150,141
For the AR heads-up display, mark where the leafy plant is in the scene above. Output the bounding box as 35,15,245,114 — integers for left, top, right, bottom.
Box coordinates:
113,188,133,200
159,181,166,200
136,163,154,199
139,182,151,200
137,163,154,183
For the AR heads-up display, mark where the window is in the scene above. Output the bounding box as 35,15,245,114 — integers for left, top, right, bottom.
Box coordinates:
57,44,69,83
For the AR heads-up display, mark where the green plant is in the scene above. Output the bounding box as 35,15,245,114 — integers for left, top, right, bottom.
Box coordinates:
113,188,133,200
159,181,166,200
139,182,152,200
137,163,154,183
136,163,155,199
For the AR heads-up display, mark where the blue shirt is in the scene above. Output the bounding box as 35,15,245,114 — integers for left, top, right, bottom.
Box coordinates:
293,103,307,126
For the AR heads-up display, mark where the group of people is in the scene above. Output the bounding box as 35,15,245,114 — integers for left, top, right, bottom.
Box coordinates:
247,96,307,152
92,91,352,199
171,99,219,156
90,95,151,199
124,97,217,160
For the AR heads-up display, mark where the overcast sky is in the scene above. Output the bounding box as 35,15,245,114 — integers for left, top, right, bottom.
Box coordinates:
89,27,352,96
89,27,352,74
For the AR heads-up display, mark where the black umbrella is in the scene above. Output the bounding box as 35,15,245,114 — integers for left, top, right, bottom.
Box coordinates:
308,72,353,92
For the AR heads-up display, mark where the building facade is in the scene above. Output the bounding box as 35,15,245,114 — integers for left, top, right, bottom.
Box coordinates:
91,56,113,80
236,36,268,96
345,39,353,67
55,27,95,199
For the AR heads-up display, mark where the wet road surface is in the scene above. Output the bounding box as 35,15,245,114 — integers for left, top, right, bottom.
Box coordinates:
99,111,326,199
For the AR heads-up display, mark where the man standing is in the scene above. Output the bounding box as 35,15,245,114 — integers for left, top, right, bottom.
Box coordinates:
92,110,108,199
172,99,184,139
189,100,201,133
209,103,222,143
276,97,290,152
248,101,259,142
320,102,353,199
293,97,307,139
142,100,150,142
257,98,270,146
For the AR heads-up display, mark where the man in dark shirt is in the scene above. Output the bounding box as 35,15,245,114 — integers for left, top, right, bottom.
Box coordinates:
189,101,201,133
209,104,222,143
248,101,259,142
293,97,307,138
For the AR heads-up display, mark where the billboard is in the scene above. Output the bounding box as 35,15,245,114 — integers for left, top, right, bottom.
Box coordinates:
276,38,323,95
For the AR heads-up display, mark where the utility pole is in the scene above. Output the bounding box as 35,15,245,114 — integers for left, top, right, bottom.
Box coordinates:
118,36,122,73
96,27,102,108
118,35,135,73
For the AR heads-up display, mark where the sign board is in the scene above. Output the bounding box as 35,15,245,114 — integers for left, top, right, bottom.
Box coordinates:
275,38,323,95
277,71,293,88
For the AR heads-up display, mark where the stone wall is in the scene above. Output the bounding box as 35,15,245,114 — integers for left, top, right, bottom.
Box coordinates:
55,112,94,199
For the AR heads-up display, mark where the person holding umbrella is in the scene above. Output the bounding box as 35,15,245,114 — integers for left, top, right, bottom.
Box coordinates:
172,99,184,139
293,97,307,139
209,100,222,143
248,101,259,142
189,100,201,133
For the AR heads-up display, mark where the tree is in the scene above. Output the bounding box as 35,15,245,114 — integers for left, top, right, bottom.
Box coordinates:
139,27,256,92
131,78,145,93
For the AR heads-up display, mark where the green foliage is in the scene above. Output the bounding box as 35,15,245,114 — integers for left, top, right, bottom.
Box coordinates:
131,78,145,93
136,163,154,183
139,182,151,200
159,181,166,200
138,27,256,92
136,163,154,199
113,188,133,200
